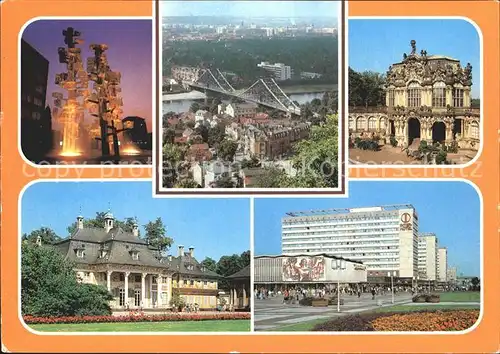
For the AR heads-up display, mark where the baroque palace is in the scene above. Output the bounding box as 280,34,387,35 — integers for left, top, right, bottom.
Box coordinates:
49,212,249,310
349,40,480,151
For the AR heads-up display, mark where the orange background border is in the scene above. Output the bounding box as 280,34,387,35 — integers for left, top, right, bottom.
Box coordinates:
1,0,499,352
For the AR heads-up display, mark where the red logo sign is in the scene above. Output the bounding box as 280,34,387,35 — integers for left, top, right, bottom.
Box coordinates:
401,213,411,223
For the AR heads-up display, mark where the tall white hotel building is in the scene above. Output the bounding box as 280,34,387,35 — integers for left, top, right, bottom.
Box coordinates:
281,205,419,282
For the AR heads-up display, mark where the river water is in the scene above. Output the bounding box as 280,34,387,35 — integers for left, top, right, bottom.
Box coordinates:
162,91,327,114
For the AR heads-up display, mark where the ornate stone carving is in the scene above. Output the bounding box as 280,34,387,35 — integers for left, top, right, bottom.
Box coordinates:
463,62,473,85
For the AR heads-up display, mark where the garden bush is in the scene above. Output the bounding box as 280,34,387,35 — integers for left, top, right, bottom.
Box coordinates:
426,294,440,303
23,312,251,325
412,294,427,303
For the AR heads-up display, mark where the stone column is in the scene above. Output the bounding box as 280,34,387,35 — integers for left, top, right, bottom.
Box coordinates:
165,276,172,307
124,271,130,308
445,121,453,142
242,285,247,307
141,273,147,308
157,274,163,307
107,270,112,292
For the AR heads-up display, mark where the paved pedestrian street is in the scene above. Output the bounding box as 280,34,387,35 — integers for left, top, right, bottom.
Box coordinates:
254,293,414,331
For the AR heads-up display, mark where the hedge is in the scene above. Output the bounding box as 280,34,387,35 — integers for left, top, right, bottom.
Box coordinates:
412,294,440,303
23,312,251,324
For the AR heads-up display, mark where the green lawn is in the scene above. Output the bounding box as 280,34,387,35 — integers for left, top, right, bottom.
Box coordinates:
436,291,480,302
30,320,250,332
372,304,480,313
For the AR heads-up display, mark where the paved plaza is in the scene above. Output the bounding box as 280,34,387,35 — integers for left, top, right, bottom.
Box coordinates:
254,292,414,331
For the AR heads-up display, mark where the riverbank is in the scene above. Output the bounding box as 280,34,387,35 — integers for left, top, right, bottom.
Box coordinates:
162,83,338,101
281,83,338,94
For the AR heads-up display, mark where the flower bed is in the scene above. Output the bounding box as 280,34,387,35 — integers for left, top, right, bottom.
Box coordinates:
23,312,250,325
312,309,479,332
371,310,479,331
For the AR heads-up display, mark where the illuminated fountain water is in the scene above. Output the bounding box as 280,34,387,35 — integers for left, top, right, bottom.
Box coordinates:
53,27,88,158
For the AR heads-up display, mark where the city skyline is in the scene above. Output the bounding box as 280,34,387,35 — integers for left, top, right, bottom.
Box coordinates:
22,19,153,130
21,181,250,261
254,181,481,277
161,1,339,19
349,19,481,98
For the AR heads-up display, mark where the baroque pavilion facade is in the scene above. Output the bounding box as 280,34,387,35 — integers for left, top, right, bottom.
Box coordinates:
349,40,480,151
51,212,224,310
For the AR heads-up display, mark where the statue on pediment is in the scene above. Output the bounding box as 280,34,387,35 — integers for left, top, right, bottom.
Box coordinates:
410,40,417,55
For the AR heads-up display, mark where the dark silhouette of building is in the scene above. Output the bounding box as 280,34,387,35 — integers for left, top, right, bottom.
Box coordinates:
122,116,150,150
21,39,52,161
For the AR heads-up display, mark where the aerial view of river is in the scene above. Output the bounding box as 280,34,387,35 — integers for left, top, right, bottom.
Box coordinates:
162,86,338,114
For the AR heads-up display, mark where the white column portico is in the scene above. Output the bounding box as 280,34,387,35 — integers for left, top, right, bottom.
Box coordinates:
107,270,112,292
141,273,147,308
124,271,130,308
157,274,163,307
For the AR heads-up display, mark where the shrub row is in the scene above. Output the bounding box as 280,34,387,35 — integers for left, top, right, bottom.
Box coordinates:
371,310,479,331
412,294,440,303
312,309,479,332
23,312,250,325
299,296,344,306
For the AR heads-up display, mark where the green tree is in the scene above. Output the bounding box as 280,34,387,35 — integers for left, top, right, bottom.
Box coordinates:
174,178,200,188
163,143,185,188
189,102,201,113
143,217,173,254
213,176,236,188
163,127,176,144
292,114,339,187
195,124,209,143
471,277,480,290
22,227,61,245
21,243,112,317
240,156,260,169
200,257,218,272
209,97,222,114
207,126,226,147
348,67,385,107
253,167,287,188
470,98,480,108
239,251,250,268
217,139,238,161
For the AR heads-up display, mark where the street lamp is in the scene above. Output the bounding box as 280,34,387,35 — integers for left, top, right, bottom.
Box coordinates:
332,258,346,313
388,271,396,304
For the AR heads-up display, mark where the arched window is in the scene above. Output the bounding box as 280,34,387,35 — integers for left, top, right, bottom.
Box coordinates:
407,82,421,108
368,117,377,130
349,117,355,130
470,121,479,139
380,118,386,130
356,117,366,131
432,82,446,108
